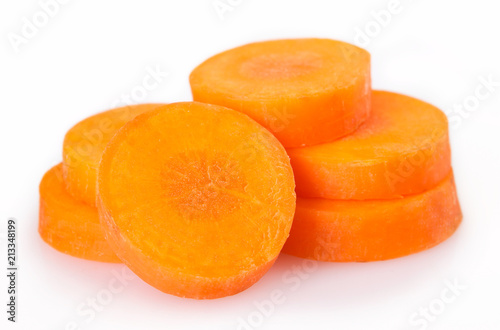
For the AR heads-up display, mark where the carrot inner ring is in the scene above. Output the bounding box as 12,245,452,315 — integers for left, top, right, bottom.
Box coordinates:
161,151,246,220
240,52,323,80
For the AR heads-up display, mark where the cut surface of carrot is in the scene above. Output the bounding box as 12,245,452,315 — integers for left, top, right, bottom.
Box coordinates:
190,38,371,148
283,172,462,262
63,104,165,206
39,164,120,263
288,91,451,200
97,102,296,299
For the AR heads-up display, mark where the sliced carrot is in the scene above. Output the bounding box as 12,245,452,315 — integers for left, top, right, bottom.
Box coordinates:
288,91,451,200
283,172,462,262
63,104,165,206
39,164,120,263
97,102,296,299
190,38,371,148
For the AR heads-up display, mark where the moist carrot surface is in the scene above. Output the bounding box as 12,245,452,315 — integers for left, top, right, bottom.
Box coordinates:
283,172,462,262
288,91,451,200
190,38,371,148
97,102,296,299
39,164,120,263
63,104,165,206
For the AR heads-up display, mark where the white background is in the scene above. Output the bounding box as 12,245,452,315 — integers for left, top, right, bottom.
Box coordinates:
1,0,500,329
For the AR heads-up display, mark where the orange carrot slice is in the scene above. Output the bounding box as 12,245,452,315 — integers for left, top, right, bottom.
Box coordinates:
283,172,462,262
190,38,371,148
288,91,451,200
63,104,165,206
39,164,120,263
97,102,296,299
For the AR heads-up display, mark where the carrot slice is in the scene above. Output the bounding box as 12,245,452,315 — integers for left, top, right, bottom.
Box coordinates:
283,172,462,262
97,102,296,299
39,164,120,263
288,91,451,200
190,38,371,148
63,104,165,206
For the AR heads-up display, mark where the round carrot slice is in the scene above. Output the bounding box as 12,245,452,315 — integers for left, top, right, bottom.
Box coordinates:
283,172,462,262
288,91,451,200
39,164,120,263
63,104,165,206
97,102,296,299
190,38,371,148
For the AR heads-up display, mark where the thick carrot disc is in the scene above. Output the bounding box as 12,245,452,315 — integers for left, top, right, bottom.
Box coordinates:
283,172,462,262
288,91,451,200
39,164,120,263
63,104,165,206
97,102,296,299
190,38,371,148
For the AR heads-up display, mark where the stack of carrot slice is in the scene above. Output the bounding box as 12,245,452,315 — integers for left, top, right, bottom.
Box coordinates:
39,38,462,300
190,38,462,262
39,102,296,299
